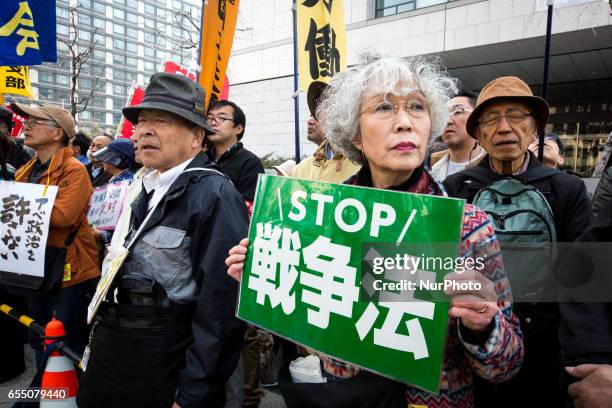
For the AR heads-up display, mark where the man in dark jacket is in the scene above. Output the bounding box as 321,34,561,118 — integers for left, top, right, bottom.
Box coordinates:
560,200,612,407
205,100,264,407
0,106,34,173
592,164,612,217
444,76,591,407
0,106,15,179
205,100,264,204
0,106,26,382
78,73,247,408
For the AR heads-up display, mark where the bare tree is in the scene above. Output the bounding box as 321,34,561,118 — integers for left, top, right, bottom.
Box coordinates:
167,7,252,60
169,10,200,53
59,6,103,119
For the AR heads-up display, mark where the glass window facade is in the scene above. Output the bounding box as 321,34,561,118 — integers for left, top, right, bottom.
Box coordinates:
376,0,451,18
545,79,612,176
34,0,198,132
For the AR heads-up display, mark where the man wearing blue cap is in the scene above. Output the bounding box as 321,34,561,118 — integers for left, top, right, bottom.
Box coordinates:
78,73,248,408
92,138,138,184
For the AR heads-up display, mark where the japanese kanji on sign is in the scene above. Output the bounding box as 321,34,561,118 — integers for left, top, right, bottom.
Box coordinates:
0,180,57,278
237,175,465,393
0,1,57,66
0,65,32,98
297,0,348,90
87,181,130,231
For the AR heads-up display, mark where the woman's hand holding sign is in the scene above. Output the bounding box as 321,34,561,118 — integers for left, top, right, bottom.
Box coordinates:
444,268,499,333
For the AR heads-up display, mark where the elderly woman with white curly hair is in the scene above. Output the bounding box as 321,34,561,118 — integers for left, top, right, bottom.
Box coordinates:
226,55,523,407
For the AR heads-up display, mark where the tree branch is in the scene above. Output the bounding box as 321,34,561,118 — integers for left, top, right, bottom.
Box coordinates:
76,78,99,114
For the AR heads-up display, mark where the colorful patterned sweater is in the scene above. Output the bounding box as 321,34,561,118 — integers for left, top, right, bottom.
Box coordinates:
325,165,525,407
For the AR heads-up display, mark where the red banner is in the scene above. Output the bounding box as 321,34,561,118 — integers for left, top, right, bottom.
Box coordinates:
117,86,145,139
162,60,196,82
221,76,229,101
9,107,24,138
162,60,230,100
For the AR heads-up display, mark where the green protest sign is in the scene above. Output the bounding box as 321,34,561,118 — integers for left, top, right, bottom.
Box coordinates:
237,175,465,393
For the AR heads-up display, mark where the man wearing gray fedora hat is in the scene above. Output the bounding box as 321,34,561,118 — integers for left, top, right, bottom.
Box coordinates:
444,76,591,407
78,73,248,408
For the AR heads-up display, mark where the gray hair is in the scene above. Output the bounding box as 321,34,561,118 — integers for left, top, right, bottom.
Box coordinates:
319,54,458,165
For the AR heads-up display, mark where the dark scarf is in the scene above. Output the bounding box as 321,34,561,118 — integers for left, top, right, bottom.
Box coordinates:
345,164,443,196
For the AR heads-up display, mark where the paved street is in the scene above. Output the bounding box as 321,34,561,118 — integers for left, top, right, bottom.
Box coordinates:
0,346,35,408
0,346,286,408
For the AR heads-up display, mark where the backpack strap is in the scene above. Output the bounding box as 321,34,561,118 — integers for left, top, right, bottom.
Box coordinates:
521,166,563,184
519,166,563,199
184,167,228,178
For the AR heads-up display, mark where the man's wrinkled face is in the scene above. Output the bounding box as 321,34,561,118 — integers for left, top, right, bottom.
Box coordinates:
475,100,537,164
131,132,142,164
23,116,62,151
135,109,203,172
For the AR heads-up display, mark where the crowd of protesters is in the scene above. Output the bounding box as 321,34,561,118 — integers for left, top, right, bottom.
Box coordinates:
0,53,611,408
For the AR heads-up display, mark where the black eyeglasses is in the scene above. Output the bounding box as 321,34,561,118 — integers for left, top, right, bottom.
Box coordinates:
206,115,234,125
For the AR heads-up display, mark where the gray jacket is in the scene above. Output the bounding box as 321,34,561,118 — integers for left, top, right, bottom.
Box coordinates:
119,152,248,407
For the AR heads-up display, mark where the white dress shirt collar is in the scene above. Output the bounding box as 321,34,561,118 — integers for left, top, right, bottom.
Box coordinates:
142,157,195,210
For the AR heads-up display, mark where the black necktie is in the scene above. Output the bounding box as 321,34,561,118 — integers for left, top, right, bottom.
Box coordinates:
132,188,154,231
143,188,155,210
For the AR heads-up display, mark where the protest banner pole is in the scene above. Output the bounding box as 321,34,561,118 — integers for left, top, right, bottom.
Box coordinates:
538,0,554,163
115,84,135,138
292,0,301,163
195,0,205,85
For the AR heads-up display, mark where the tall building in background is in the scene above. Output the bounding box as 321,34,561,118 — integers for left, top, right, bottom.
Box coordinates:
29,0,202,134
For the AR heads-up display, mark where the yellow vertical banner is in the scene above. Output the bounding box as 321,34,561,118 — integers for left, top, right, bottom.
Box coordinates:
297,0,347,91
198,0,240,111
0,66,32,98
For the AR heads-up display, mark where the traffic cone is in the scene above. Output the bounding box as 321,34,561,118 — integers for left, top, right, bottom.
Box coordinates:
40,317,78,407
